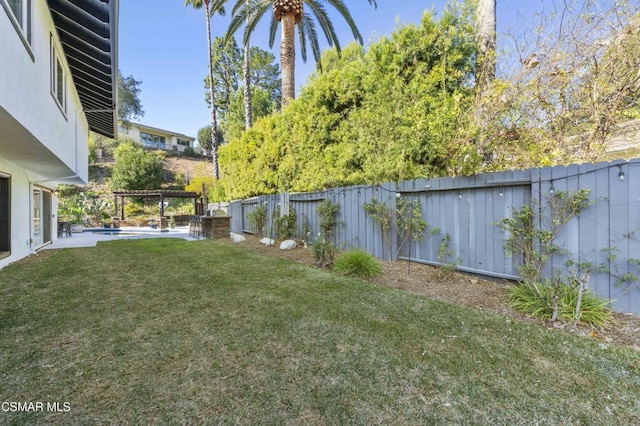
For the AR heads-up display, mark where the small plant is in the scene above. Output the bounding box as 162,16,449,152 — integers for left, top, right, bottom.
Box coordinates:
273,207,297,240
85,196,112,225
497,189,592,282
364,196,430,262
363,198,392,260
333,249,382,278
317,199,339,239
312,235,336,268
508,277,613,327
437,233,462,277
183,146,196,157
300,214,311,247
248,204,267,237
58,192,86,224
497,189,598,325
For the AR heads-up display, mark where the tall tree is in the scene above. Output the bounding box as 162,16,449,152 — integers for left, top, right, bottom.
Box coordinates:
205,36,242,118
185,0,226,179
475,0,496,90
205,38,281,140
227,0,377,105
117,72,144,131
242,0,252,129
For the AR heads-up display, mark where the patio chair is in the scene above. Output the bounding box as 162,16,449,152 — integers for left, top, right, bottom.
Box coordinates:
57,221,72,238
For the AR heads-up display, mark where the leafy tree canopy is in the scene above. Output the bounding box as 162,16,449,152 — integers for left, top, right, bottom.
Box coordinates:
118,72,144,131
219,5,478,199
111,142,164,191
205,36,281,140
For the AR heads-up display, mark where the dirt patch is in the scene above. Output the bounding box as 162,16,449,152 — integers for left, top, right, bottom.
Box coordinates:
226,235,640,351
10,249,61,266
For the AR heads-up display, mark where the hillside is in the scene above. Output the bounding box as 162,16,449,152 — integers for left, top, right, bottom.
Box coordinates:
87,150,213,196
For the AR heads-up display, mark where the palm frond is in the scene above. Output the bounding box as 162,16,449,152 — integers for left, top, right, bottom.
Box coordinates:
298,13,322,65
268,14,278,48
304,0,340,54
321,0,363,45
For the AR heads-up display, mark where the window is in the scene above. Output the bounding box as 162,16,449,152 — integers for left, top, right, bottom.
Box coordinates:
2,0,31,46
140,132,166,149
0,175,10,256
177,138,191,147
50,36,66,114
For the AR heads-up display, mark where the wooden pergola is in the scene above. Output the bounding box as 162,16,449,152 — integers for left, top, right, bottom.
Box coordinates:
113,190,201,219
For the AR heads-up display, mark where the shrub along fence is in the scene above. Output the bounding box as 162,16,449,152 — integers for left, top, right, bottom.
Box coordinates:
228,160,640,314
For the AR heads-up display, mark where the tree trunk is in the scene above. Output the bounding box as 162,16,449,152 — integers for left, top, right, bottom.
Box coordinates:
204,0,220,179
243,1,252,129
280,12,296,104
476,0,496,90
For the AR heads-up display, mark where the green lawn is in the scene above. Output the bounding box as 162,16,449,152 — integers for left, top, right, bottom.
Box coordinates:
0,239,638,424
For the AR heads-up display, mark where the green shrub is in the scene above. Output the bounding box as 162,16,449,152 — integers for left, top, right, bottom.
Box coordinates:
333,249,382,278
247,205,267,237
111,142,164,190
124,203,149,218
273,207,297,240
508,279,613,328
312,237,336,268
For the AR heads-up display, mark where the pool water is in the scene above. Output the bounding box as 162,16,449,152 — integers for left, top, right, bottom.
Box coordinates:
86,228,171,236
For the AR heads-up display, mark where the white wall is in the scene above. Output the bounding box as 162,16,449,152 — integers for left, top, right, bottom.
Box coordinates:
0,159,34,269
0,0,88,183
0,0,89,268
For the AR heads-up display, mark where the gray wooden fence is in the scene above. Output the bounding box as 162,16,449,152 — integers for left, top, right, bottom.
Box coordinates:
228,160,640,314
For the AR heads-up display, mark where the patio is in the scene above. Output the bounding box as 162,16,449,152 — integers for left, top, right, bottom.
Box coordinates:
43,226,196,249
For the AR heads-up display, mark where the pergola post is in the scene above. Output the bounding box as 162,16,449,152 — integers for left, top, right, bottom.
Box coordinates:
160,194,165,216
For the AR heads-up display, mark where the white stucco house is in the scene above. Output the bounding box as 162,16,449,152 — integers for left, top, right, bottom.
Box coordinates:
120,122,196,153
0,0,118,268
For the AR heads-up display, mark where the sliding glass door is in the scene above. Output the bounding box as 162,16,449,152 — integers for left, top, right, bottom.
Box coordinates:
32,188,52,248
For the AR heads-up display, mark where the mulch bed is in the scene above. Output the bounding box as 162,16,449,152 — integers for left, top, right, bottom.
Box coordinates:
226,235,640,351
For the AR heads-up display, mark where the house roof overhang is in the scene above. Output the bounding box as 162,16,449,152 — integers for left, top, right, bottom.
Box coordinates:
47,0,119,138
126,122,197,141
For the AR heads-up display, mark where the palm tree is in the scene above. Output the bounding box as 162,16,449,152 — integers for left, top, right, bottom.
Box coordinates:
242,0,253,129
185,0,226,179
227,0,377,105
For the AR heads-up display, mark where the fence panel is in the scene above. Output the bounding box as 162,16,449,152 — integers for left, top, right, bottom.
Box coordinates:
226,160,640,314
396,171,530,278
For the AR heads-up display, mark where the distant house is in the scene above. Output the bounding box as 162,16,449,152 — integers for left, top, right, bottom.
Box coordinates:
0,0,118,268
120,123,197,154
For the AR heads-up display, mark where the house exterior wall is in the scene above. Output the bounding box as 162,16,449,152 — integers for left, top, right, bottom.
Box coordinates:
0,159,31,269
0,0,90,267
0,0,89,182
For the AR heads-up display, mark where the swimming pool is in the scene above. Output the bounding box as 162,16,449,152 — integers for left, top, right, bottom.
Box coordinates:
85,228,172,236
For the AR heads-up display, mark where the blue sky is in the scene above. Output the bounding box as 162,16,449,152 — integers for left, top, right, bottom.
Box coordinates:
118,0,541,139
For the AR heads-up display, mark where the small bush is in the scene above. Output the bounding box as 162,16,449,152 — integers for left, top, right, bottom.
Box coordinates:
312,237,336,268
333,249,382,278
508,279,613,328
247,205,267,237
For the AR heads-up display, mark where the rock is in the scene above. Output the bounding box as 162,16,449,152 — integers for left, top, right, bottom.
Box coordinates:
230,233,246,243
260,238,275,246
280,240,297,250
